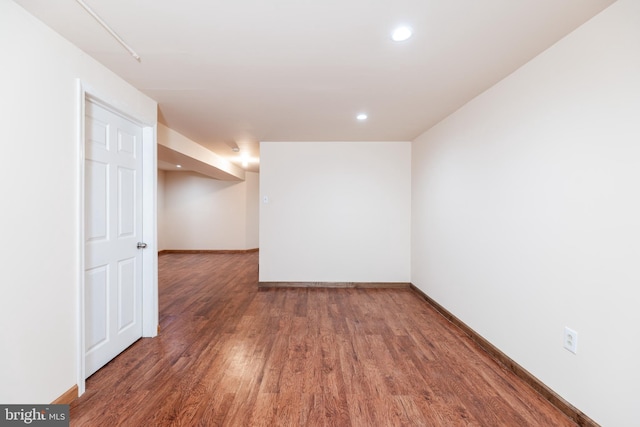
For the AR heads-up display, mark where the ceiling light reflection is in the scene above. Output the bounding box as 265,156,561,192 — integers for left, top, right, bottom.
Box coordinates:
391,26,413,42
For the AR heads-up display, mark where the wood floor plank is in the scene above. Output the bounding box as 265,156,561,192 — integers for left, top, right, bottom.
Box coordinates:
70,252,578,426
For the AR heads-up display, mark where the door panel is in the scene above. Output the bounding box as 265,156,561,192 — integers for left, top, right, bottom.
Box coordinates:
85,160,108,242
118,166,136,237
117,258,136,330
85,266,108,351
84,100,143,378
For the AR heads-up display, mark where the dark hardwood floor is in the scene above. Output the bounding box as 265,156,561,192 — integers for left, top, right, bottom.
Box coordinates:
70,252,576,426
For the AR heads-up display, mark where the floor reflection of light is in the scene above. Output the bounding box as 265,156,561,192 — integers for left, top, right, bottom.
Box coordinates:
226,340,253,380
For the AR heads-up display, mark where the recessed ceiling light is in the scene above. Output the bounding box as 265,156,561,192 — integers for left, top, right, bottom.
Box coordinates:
391,26,413,42
176,164,182,168
357,113,368,121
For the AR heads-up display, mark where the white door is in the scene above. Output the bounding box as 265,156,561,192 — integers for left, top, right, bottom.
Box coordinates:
84,100,144,377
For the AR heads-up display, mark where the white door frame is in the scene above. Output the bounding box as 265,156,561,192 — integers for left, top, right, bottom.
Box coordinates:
76,80,158,396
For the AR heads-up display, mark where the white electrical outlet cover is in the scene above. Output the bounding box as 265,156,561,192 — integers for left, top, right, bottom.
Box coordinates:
564,327,578,354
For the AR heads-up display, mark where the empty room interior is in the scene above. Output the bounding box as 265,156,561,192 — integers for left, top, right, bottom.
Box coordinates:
1,0,639,425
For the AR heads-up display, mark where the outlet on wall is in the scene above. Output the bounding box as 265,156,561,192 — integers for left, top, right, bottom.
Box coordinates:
564,327,578,354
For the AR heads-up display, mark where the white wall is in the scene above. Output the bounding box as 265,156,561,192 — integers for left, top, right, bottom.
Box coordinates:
244,171,260,249
260,141,411,283
411,1,639,425
157,170,167,251
162,171,259,250
0,1,157,404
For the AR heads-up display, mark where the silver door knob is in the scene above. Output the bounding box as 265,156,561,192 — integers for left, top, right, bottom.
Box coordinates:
137,242,148,249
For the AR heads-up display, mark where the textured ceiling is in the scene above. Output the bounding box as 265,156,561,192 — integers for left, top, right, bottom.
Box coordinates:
15,0,615,172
